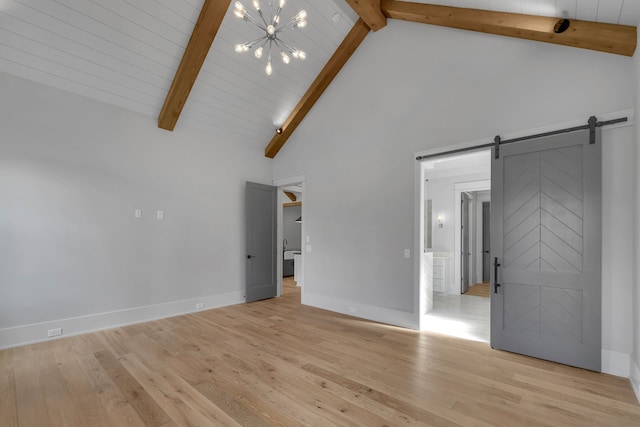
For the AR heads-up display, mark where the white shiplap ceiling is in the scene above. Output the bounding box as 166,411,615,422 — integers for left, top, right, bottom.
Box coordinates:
0,1,638,150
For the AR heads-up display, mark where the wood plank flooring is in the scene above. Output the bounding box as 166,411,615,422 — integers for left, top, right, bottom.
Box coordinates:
1,282,639,426
463,282,490,298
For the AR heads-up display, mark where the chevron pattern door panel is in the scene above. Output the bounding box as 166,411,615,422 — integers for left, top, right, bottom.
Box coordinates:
491,129,601,371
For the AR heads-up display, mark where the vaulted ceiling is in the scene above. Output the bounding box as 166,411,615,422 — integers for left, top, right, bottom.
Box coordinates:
1,0,638,158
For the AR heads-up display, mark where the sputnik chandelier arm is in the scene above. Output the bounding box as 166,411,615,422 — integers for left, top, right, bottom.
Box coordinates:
233,0,307,75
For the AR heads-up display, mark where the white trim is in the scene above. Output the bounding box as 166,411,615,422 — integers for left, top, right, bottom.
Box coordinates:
0,291,245,350
414,109,634,160
273,173,306,187
601,349,631,377
631,358,640,404
303,291,418,330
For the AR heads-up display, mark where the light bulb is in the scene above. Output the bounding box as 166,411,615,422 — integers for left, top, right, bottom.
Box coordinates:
279,0,286,7
233,8,245,18
235,43,245,53
254,46,263,58
292,50,299,59
274,15,280,24
298,10,307,19
281,52,290,64
267,25,275,35
252,0,260,10
298,50,306,60
297,19,306,28
234,1,243,10
265,61,273,75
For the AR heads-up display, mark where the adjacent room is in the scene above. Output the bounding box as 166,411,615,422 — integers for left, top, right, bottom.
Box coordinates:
1,0,640,425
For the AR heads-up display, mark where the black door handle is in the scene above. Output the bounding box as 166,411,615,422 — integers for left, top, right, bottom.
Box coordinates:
483,250,489,253
494,257,501,293
247,255,254,259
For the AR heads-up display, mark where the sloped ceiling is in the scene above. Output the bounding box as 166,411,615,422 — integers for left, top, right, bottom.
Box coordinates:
0,1,638,152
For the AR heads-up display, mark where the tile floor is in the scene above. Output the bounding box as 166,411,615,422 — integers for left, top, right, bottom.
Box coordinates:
423,292,490,343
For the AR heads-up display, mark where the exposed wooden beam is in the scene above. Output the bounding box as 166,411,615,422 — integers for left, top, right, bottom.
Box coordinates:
381,1,636,57
284,201,302,208
345,0,387,32
265,19,371,158
284,191,297,202
158,0,231,131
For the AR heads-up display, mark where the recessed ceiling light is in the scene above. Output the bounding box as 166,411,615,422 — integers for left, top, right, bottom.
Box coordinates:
331,13,341,24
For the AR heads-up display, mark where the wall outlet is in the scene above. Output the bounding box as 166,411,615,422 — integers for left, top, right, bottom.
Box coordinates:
196,302,205,310
47,328,62,338
404,249,411,258
156,210,164,220
134,209,142,218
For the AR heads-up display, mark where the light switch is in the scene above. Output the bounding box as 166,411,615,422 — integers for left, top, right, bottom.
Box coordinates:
157,210,164,220
134,209,142,218
404,249,411,258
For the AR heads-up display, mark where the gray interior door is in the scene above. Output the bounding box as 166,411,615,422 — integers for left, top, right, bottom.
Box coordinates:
482,202,490,282
245,182,277,303
461,193,470,293
490,130,602,371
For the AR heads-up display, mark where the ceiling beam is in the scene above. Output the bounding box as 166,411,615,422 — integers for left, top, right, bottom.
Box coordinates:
381,1,636,57
158,0,231,131
264,19,371,158
345,0,387,32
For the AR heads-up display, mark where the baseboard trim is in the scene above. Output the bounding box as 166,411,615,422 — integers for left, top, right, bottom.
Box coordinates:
0,291,245,350
601,349,631,377
303,291,417,330
631,359,640,404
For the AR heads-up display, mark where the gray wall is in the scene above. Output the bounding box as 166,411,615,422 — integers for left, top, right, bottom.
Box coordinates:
0,72,272,344
272,20,636,374
283,205,302,250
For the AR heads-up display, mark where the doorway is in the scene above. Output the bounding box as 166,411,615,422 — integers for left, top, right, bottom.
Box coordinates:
419,151,491,342
460,190,491,296
274,175,305,298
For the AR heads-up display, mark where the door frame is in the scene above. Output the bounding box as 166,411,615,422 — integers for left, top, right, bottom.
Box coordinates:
454,180,490,296
274,174,306,297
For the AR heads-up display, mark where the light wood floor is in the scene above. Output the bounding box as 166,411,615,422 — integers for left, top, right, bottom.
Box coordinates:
2,284,639,426
463,282,490,298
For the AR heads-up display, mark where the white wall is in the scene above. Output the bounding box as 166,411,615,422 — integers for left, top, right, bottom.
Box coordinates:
272,20,636,372
633,29,640,400
427,172,489,253
0,72,272,348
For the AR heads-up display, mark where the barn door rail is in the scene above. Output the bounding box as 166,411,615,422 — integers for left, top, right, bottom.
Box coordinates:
415,115,627,161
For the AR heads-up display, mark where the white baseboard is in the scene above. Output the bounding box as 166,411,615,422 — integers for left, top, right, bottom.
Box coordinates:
302,291,418,330
601,349,631,377
631,359,640,404
0,291,245,350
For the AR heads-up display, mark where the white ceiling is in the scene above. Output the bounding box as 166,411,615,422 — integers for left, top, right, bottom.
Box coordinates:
1,0,638,150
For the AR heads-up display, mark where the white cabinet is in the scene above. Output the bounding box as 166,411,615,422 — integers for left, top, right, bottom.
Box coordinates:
293,253,301,284
432,252,452,294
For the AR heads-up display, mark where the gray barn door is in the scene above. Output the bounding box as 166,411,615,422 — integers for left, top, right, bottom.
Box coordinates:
490,130,602,371
461,193,471,293
245,182,277,302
